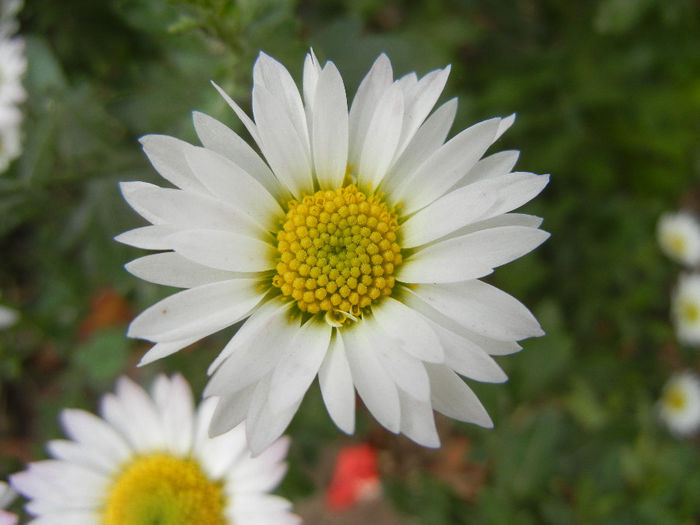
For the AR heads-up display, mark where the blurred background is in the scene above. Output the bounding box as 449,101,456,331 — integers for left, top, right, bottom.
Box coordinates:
1,0,699,523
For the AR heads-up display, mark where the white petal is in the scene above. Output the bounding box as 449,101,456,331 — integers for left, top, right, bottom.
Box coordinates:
126,252,238,288
401,285,523,354
318,334,355,434
11,461,108,508
58,409,131,467
371,297,444,363
119,181,259,237
191,111,285,201
368,317,430,401
398,389,440,448
231,436,290,492
101,378,165,452
200,420,248,477
114,225,179,250
127,278,262,342
137,335,200,366
302,49,322,111
408,281,544,341
341,325,400,433
167,228,275,272
245,374,302,457
428,320,508,383
395,65,451,158
357,82,404,189
495,113,516,140
253,52,310,155
425,363,493,427
151,374,195,455
383,97,458,193
391,118,501,214
45,440,114,476
211,81,262,147
253,83,313,198
456,150,520,186
204,300,295,396
446,213,544,240
26,510,98,525
399,226,550,283
312,62,349,190
185,146,283,232
401,172,549,248
208,384,256,436
268,318,332,413
348,53,393,163
139,135,207,193
478,173,550,222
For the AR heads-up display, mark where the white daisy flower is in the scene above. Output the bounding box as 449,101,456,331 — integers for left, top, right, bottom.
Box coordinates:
0,35,25,107
118,51,550,453
0,304,18,329
658,371,700,437
657,211,700,267
11,374,299,525
0,104,21,173
672,273,700,345
0,481,18,525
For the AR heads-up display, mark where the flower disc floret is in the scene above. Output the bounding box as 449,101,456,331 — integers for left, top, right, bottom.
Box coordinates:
103,453,226,525
272,185,402,322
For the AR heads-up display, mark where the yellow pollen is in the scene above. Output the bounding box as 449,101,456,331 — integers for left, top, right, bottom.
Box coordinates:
273,185,401,324
681,301,700,323
102,453,226,525
663,386,686,412
666,233,686,256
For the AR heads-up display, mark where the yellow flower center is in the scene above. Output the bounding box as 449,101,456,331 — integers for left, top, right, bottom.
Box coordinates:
666,233,687,256
681,300,700,323
103,453,226,525
272,185,402,325
663,386,686,412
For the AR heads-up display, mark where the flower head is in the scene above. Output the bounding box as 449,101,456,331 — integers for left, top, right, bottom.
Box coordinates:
118,51,549,453
657,211,700,267
11,374,298,525
672,273,700,345
658,371,700,437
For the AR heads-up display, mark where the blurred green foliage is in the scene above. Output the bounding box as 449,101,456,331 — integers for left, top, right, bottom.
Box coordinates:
1,0,699,523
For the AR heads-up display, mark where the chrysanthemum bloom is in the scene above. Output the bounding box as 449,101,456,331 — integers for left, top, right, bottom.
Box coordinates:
118,51,549,453
672,273,700,345
0,481,18,525
11,375,298,525
658,371,700,437
657,211,700,267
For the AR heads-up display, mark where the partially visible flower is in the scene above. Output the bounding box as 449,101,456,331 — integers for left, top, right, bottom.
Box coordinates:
657,211,700,267
0,481,18,525
658,371,700,437
0,0,25,175
325,443,380,511
11,374,299,525
0,36,25,107
118,51,549,454
0,304,18,329
672,273,700,345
